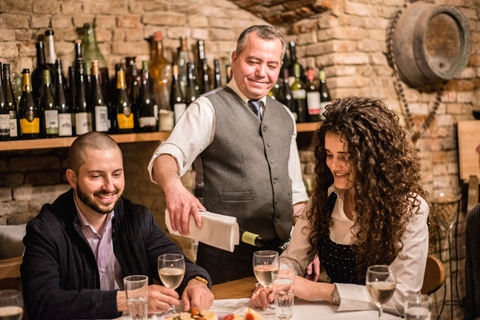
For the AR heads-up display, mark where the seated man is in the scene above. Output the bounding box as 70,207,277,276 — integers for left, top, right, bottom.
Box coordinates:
21,132,214,320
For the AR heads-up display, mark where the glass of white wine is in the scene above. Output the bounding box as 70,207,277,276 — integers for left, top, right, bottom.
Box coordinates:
158,253,185,316
0,290,24,320
366,265,397,320
253,250,279,312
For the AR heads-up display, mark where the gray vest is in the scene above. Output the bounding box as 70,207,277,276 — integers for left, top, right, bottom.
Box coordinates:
195,86,294,241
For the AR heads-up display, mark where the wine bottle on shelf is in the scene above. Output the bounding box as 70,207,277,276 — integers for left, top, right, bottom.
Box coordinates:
226,65,232,83
196,40,206,82
149,32,172,111
44,30,57,72
91,60,109,133
185,62,197,105
129,62,140,132
305,66,321,122
40,69,59,138
125,56,136,94
74,58,92,136
319,67,331,120
138,65,157,132
68,66,76,136
84,61,92,100
288,41,304,86
201,58,210,94
239,230,265,247
142,60,158,129
278,69,296,121
3,64,19,139
177,35,192,96
32,41,56,104
82,23,110,107
115,68,134,133
171,63,186,125
55,59,72,137
291,64,306,123
19,69,40,139
213,59,222,89
0,63,9,141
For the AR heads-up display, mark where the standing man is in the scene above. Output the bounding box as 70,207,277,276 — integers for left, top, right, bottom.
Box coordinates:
21,132,213,320
148,25,309,284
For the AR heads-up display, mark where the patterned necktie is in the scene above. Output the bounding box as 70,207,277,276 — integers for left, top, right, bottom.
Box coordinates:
248,100,263,120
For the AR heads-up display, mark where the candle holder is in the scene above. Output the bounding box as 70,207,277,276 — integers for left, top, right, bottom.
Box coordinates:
431,192,462,320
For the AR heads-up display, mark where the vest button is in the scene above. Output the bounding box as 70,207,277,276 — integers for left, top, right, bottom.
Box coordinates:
273,178,277,184
263,126,267,132
270,160,274,164
267,143,271,147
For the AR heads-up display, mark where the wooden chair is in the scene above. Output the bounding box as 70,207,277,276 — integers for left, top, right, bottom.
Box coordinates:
421,255,445,295
0,256,23,292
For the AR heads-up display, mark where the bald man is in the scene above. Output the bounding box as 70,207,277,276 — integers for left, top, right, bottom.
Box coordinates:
21,132,213,320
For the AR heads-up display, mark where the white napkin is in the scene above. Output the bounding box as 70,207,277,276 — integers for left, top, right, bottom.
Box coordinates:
165,209,240,252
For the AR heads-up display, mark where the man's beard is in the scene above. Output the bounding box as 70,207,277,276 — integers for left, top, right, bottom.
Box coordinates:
76,183,121,214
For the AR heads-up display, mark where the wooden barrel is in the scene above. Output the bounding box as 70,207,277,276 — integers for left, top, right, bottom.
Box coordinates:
393,3,471,88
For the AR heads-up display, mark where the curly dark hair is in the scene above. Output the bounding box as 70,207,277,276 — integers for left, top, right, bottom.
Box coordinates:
306,96,429,280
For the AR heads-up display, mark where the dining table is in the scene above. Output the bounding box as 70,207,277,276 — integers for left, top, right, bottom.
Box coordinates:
116,276,401,320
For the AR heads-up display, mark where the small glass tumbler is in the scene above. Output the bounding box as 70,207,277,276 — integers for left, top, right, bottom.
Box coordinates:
404,293,432,320
272,269,295,320
124,275,149,320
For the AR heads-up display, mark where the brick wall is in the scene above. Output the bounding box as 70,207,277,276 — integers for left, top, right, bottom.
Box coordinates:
0,0,479,318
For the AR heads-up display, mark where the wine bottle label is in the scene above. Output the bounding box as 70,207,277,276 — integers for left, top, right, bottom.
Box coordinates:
292,89,306,99
75,112,91,135
242,231,258,246
139,116,156,127
44,110,59,134
173,103,187,125
0,114,10,135
20,117,40,134
306,92,320,115
9,111,18,138
58,113,72,136
94,106,109,132
117,113,134,129
154,105,158,121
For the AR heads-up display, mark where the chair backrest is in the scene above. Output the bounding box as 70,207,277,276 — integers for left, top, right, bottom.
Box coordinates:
0,256,23,292
421,255,445,295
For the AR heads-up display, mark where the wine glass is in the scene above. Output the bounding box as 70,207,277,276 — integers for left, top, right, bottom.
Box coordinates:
366,265,396,320
0,290,24,320
158,253,185,315
253,250,279,311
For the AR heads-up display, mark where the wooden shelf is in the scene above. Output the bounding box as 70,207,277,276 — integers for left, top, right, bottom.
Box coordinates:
0,122,320,152
0,132,171,152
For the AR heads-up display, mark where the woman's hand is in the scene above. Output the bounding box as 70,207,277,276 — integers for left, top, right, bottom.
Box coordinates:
293,276,335,302
250,283,273,309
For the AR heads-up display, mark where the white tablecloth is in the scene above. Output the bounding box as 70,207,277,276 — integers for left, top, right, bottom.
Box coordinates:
116,298,401,320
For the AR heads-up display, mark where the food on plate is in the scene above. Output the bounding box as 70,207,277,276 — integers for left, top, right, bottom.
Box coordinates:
167,308,261,320
168,308,217,320
244,308,263,320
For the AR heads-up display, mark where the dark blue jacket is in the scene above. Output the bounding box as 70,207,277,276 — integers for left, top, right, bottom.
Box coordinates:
21,189,211,320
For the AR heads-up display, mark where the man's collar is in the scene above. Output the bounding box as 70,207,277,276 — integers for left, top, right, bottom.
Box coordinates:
227,78,267,106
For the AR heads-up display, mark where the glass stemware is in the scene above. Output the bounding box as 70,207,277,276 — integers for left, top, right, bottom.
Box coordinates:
253,250,279,311
158,253,185,316
0,290,24,320
366,265,397,320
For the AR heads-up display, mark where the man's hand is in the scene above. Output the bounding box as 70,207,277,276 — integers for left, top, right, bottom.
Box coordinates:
117,284,180,314
181,278,214,311
165,183,205,236
153,154,205,235
304,256,320,282
250,283,272,309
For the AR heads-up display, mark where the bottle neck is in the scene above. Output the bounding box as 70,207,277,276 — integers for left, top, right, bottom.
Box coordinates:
23,73,32,92
36,44,46,67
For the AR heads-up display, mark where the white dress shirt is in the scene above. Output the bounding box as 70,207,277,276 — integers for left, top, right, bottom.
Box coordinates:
280,186,429,315
147,79,309,205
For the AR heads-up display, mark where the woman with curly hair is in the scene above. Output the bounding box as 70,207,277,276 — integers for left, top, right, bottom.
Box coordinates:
251,96,430,315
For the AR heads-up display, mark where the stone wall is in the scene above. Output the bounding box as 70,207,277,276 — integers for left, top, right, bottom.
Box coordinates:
1,0,479,318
